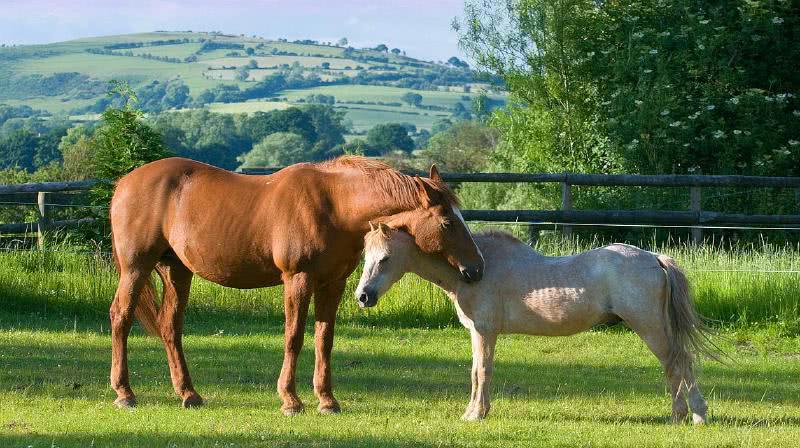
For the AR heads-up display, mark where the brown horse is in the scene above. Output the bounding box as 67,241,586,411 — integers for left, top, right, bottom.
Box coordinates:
109,156,484,415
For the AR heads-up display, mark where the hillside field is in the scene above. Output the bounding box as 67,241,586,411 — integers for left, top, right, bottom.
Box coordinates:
0,31,505,131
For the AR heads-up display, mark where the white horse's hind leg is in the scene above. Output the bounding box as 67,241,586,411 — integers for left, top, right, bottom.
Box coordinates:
683,369,708,424
625,319,689,423
462,329,497,421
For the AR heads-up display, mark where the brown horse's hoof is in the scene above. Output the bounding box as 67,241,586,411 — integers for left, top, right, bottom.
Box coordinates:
182,394,204,409
114,396,136,408
281,403,305,416
318,402,341,415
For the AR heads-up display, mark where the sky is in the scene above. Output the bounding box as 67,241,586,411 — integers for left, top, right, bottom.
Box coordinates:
0,0,468,62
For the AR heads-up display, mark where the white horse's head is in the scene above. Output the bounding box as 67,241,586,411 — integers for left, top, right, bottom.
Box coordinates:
355,223,416,308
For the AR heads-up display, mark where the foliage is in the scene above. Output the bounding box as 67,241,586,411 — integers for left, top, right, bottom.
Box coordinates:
0,125,66,172
401,92,423,107
365,123,415,154
92,81,170,205
58,125,98,180
417,121,499,172
588,0,800,176
458,0,617,174
236,132,310,168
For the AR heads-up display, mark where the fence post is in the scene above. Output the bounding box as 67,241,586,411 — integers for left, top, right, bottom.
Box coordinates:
561,181,573,240
37,191,49,248
690,187,702,244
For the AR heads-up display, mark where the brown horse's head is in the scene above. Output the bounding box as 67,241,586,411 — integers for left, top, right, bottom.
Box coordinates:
382,165,484,288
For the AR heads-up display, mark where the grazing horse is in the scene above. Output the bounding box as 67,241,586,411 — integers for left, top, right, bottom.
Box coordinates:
109,156,484,415
356,225,717,424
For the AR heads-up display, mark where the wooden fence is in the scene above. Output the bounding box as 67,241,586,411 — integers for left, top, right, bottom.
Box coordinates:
2,171,800,245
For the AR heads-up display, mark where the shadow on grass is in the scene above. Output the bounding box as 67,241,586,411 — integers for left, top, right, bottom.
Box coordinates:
1,326,798,413
0,432,445,448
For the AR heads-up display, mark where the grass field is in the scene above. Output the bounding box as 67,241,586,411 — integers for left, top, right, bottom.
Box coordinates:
2,237,799,446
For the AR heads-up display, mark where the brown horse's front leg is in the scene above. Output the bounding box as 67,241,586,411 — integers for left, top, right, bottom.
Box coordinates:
313,279,346,414
278,272,313,416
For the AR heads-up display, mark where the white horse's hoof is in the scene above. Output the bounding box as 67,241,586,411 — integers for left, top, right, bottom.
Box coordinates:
692,413,707,425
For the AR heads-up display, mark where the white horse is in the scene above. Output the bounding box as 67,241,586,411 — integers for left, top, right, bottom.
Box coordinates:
355,224,717,424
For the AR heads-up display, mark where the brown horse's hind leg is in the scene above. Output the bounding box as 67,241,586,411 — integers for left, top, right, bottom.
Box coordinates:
313,279,346,414
278,272,314,416
155,259,203,408
110,266,154,408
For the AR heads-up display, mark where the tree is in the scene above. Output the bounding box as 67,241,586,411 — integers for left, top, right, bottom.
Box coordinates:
321,62,331,70
401,92,423,107
337,37,348,47
420,121,498,172
301,104,348,156
374,44,389,52
247,59,259,69
244,108,318,146
93,81,170,204
245,47,256,56
391,48,402,55
457,0,613,173
236,67,250,81
237,132,310,168
58,125,97,180
447,56,469,69
366,123,415,154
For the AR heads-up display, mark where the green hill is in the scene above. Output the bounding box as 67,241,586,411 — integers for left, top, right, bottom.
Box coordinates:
0,31,504,131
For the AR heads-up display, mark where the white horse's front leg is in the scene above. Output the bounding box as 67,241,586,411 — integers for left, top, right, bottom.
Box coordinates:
463,328,497,421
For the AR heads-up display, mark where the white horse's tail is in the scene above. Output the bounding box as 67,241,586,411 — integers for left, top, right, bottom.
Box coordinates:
656,255,722,378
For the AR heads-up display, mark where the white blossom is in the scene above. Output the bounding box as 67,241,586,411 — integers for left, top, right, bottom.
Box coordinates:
733,130,742,135
793,110,800,117
632,32,644,39
643,69,653,74
660,109,670,116
635,100,643,106
772,17,784,24
699,19,710,25
706,105,716,110
649,49,659,54
698,44,705,50
670,121,683,127
729,97,740,105
789,140,799,146
713,130,726,139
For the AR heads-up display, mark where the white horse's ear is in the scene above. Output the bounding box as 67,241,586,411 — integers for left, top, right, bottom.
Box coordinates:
369,221,375,231
429,164,442,182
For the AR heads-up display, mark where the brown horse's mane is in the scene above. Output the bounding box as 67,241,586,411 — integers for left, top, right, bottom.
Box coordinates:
318,156,460,208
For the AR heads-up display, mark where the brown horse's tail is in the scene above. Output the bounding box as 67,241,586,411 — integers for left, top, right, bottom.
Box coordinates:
111,238,161,337
657,254,722,379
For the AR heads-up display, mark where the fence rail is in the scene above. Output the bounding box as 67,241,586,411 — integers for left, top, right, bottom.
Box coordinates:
1,170,798,245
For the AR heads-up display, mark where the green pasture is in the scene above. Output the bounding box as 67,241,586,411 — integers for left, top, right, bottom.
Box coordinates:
13,53,225,93
281,85,491,109
1,236,800,446
203,55,368,70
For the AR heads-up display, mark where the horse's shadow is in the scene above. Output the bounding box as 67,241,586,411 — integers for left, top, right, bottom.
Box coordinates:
2,326,798,419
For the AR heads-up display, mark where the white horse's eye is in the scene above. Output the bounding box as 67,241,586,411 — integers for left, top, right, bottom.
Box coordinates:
379,256,390,264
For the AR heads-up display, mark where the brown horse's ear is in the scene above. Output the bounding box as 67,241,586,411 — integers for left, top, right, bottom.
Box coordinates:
377,222,390,235
414,176,431,207
429,164,442,183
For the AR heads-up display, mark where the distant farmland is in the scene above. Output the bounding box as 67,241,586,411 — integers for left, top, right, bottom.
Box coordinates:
0,31,505,131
